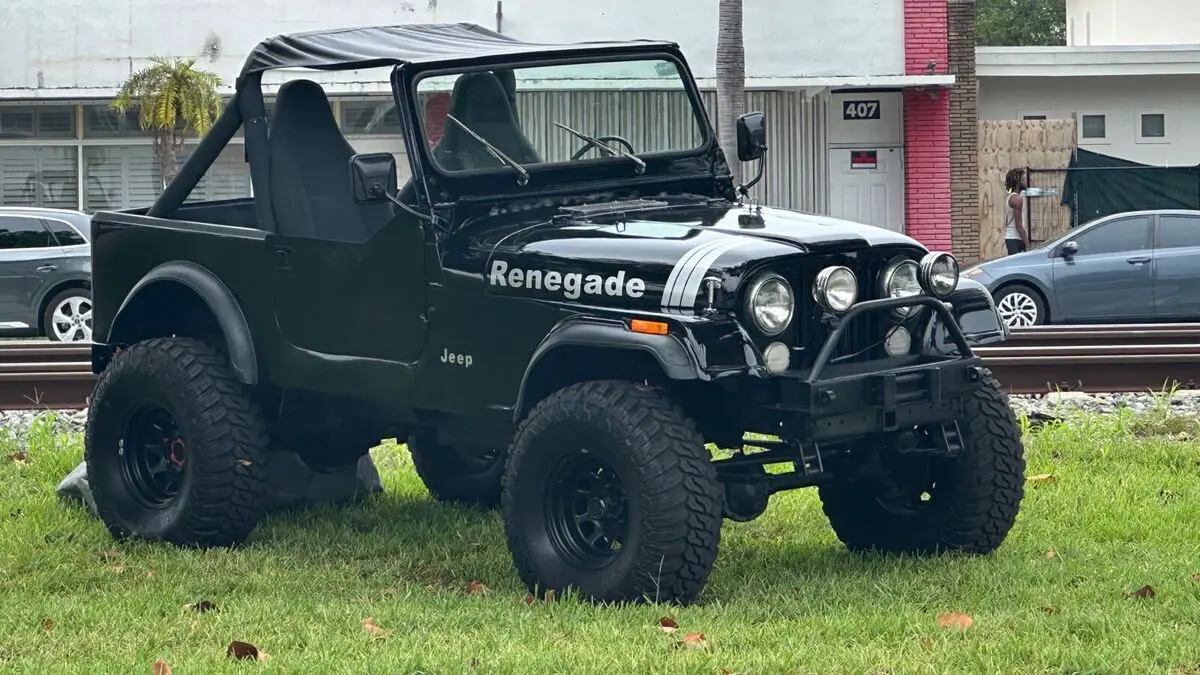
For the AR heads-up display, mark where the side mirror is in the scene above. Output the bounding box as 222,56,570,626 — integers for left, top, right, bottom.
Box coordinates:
735,111,767,162
349,152,397,204
1060,240,1078,257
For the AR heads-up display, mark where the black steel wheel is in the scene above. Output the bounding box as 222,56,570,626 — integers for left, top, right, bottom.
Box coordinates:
544,453,629,569
408,432,506,508
819,370,1026,556
502,379,724,605
120,405,189,508
86,337,271,548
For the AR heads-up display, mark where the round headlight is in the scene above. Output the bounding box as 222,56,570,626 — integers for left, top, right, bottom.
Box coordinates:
813,265,858,314
880,259,922,316
918,252,960,298
745,273,794,336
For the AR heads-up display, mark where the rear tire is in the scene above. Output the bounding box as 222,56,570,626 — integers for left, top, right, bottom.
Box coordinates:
408,433,505,508
501,380,724,605
819,371,1025,556
85,337,270,548
994,284,1046,328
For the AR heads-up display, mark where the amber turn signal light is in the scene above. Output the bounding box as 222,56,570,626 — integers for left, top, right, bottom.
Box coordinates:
629,319,669,335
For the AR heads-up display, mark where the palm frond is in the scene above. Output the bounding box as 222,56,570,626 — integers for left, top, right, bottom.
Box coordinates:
110,56,224,137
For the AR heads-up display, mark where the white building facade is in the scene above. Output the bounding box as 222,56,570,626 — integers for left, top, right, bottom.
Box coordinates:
1,0,963,249
978,0,1200,166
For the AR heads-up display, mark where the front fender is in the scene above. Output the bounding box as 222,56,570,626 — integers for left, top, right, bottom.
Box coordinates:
107,260,259,385
925,277,1009,353
512,315,705,422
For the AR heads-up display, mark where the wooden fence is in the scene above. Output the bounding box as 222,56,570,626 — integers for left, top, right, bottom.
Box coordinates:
977,119,1077,261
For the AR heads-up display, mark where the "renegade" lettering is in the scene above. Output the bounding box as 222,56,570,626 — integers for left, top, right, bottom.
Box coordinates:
488,260,646,299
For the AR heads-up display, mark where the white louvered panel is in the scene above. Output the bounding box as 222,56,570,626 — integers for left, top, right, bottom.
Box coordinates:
0,146,78,209
704,90,809,211
83,146,163,212
183,143,252,203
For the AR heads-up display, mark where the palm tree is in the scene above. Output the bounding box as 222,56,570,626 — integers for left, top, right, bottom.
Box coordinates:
112,57,223,188
715,0,746,186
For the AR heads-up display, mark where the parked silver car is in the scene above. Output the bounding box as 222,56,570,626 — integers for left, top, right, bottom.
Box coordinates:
0,206,92,342
963,209,1200,327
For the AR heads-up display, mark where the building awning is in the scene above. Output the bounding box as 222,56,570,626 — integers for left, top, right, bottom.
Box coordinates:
977,44,1200,77
701,74,956,90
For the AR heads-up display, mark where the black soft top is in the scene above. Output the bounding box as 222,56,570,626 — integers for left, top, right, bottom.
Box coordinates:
238,22,677,79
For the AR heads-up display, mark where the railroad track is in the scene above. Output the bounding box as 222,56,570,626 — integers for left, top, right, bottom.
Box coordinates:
1,325,1198,410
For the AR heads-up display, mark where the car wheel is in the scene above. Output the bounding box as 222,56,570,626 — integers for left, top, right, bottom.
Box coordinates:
501,380,724,605
85,337,271,547
44,288,93,342
818,370,1026,556
408,432,506,508
993,284,1045,328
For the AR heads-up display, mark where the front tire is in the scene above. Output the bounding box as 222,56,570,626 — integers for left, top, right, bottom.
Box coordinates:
85,337,271,548
819,371,1025,556
994,284,1046,328
501,380,724,605
44,287,93,343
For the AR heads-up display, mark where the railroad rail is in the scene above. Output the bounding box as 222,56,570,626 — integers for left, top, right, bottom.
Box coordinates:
0,325,1198,410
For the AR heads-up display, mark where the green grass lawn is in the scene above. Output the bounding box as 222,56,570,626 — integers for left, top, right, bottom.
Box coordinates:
2,406,1200,674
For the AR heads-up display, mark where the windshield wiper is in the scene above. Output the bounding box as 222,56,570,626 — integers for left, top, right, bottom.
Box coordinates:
444,114,530,185
553,122,646,174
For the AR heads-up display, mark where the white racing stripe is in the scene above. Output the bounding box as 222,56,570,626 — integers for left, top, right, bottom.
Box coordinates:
661,235,749,310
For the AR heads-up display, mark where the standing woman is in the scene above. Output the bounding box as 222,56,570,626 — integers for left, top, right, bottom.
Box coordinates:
1003,168,1031,255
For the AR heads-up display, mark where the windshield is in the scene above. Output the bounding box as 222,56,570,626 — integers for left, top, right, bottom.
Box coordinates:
414,56,707,176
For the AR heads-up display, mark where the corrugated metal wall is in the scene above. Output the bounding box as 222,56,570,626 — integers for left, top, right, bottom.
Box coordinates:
513,89,824,212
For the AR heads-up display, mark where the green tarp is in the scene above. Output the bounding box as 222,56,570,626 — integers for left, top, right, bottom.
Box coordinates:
1057,148,1200,226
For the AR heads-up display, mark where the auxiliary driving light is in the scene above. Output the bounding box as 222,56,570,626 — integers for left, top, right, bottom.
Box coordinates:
812,265,858,314
917,252,960,298
883,326,912,356
762,341,791,374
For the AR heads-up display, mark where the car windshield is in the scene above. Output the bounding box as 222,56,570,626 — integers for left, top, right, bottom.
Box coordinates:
414,56,707,177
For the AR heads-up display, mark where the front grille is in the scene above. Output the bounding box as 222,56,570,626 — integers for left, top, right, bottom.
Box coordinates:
782,248,912,369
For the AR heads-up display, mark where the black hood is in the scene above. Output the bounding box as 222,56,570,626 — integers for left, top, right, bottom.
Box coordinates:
452,199,927,312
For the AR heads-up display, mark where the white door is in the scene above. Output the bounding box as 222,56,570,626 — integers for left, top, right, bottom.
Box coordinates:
827,147,905,233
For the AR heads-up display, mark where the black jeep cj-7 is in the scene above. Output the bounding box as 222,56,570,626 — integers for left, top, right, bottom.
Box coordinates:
85,23,1025,605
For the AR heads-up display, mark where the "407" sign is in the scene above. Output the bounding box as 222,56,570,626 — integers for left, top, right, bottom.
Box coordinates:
842,100,881,120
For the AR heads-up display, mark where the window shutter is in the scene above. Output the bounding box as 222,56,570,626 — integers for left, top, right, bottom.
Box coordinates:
0,146,79,209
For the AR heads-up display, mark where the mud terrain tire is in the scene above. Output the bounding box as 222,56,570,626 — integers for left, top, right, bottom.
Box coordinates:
819,371,1025,555
85,337,270,548
501,380,724,605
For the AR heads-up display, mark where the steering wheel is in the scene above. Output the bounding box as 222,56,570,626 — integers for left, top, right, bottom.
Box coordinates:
570,134,637,161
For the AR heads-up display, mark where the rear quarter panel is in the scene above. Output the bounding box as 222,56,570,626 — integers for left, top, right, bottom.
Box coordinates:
90,211,273,350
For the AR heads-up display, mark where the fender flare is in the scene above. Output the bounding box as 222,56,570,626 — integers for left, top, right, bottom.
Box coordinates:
512,316,704,422
111,260,259,385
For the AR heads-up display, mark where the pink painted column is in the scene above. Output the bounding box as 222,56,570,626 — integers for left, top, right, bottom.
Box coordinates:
902,0,952,251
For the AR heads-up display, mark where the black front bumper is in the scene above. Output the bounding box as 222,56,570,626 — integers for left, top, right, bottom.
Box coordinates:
748,295,986,443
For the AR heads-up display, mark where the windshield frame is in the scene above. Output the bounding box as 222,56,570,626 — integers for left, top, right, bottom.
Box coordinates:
394,48,720,200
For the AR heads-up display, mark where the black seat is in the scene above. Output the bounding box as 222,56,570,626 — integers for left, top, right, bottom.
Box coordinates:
267,79,393,241
431,71,541,172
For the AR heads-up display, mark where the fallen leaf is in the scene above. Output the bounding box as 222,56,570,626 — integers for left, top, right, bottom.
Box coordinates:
226,641,269,661
676,632,708,650
188,619,200,630
523,593,534,606
1190,573,1200,583
145,571,153,578
470,657,480,668
40,618,54,631
1126,585,1156,599
658,616,679,633
465,580,488,595
6,451,26,465
151,659,172,675
937,612,974,632
95,549,122,564
543,589,556,603
1026,473,1058,485
1040,606,1060,615
184,601,218,614
1046,550,1057,559
919,636,935,650
110,565,126,574
362,617,391,638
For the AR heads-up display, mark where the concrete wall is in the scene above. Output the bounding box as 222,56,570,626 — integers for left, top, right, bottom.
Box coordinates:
1066,0,1200,46
1,0,906,96
979,74,1200,165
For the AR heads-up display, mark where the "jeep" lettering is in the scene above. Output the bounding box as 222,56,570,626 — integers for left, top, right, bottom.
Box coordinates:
488,260,646,300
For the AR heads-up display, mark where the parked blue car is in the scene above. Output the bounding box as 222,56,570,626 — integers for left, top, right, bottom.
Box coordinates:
962,209,1200,328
